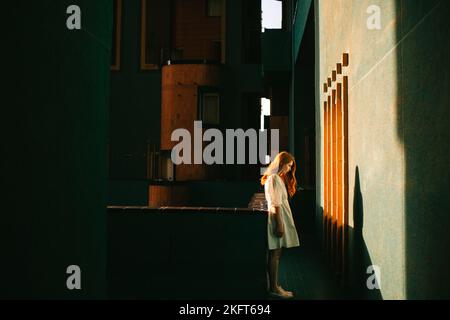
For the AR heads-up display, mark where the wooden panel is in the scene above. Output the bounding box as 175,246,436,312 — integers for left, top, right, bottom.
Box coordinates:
323,101,329,250
343,53,349,67
326,94,332,257
332,89,337,268
161,64,220,181
161,64,220,150
342,75,349,283
148,185,189,207
337,82,343,276
323,54,350,283
176,163,208,181
173,0,222,61
161,85,197,150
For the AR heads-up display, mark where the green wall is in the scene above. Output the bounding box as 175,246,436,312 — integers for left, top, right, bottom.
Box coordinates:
293,0,313,63
2,1,112,298
315,0,450,299
400,0,450,299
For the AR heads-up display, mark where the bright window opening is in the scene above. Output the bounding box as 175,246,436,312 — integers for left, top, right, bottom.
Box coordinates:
260,98,271,131
260,98,272,167
261,0,282,32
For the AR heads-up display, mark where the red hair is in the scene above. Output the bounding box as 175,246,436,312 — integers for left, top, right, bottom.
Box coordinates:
260,151,298,198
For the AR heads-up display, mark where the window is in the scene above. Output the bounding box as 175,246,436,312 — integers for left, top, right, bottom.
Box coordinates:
141,0,171,70
261,0,282,32
207,0,223,17
211,40,222,62
199,88,220,126
171,48,184,61
260,97,271,131
201,93,220,125
242,0,261,63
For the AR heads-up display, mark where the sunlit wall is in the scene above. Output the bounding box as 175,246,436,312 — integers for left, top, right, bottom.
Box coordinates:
316,0,404,299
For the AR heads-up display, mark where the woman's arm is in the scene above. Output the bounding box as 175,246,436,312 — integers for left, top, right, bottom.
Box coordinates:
273,206,284,238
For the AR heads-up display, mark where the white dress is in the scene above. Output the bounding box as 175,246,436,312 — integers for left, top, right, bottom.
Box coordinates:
264,174,300,250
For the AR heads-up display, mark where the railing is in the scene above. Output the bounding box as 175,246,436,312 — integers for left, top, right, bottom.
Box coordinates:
248,193,268,210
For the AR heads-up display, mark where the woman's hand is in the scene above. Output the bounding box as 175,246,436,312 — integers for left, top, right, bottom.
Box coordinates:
275,221,285,238
272,206,284,238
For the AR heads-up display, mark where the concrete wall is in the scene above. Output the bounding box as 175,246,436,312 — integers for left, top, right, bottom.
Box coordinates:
315,0,450,299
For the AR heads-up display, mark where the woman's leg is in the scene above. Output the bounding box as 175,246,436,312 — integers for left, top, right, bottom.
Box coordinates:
268,248,294,297
268,248,282,292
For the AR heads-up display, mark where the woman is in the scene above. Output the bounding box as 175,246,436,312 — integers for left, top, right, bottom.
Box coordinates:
260,151,300,299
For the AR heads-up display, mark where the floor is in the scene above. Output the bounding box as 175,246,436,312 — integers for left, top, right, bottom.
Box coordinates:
273,233,351,300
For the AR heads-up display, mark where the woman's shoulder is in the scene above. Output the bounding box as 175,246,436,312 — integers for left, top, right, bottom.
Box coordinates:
267,173,281,182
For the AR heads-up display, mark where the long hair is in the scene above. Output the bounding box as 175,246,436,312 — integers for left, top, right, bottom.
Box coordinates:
260,151,297,198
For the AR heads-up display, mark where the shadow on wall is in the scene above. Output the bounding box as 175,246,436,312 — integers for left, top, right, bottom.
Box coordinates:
395,0,450,299
313,168,383,299
348,166,382,300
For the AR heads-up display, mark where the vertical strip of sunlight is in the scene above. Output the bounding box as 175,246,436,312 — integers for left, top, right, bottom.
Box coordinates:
261,0,282,32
